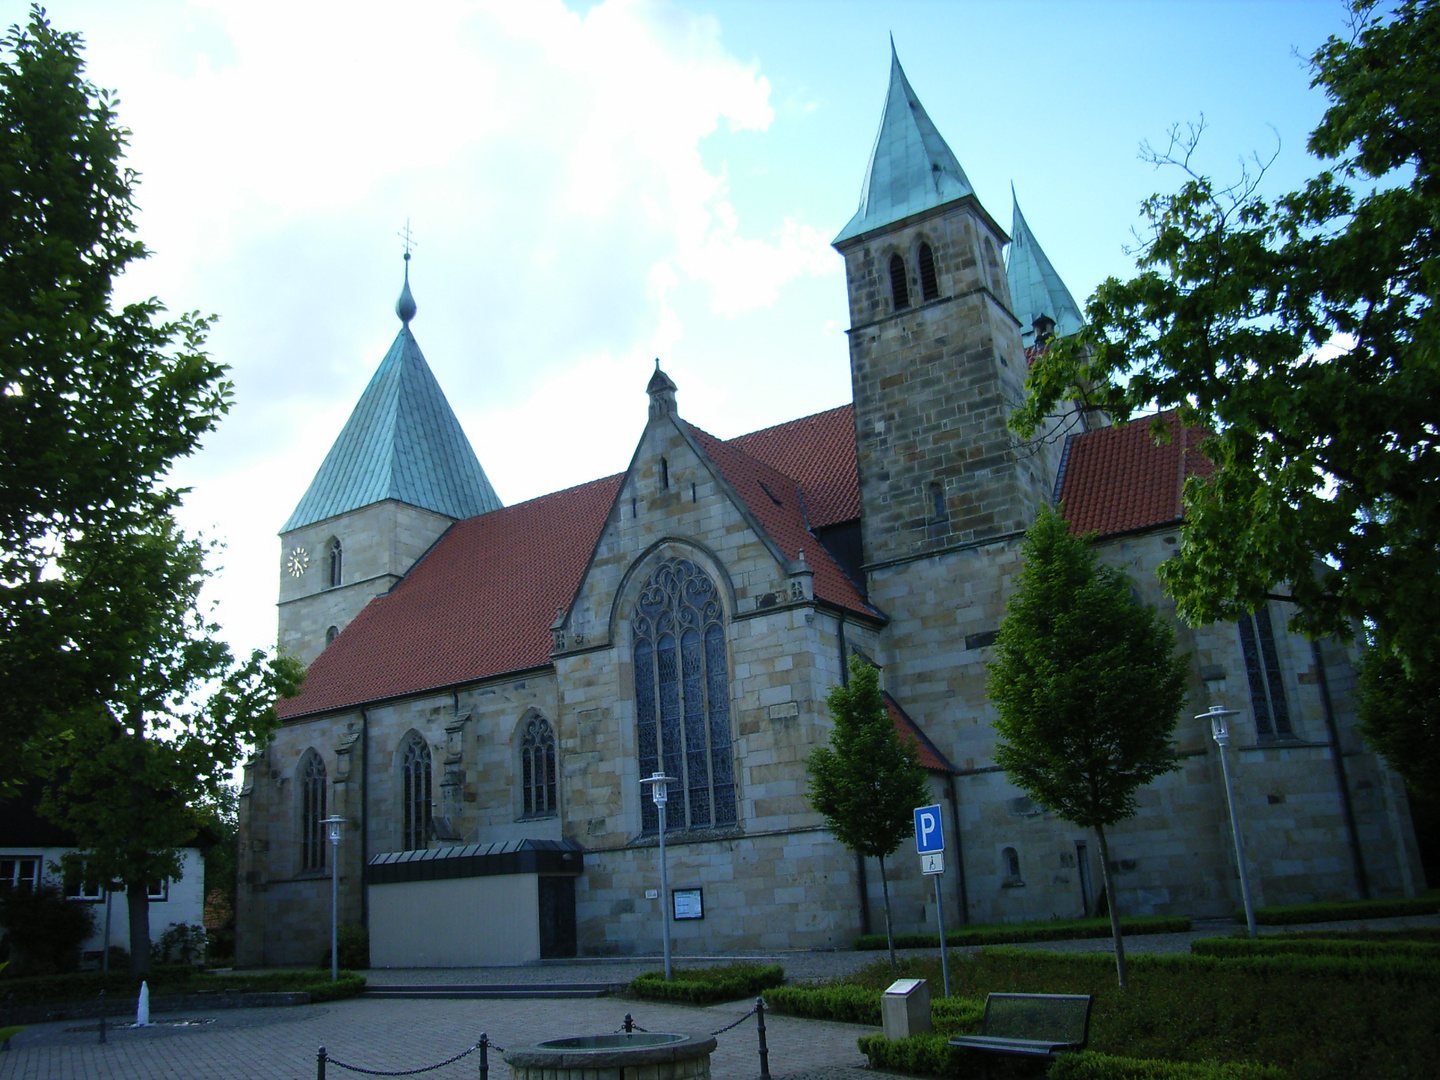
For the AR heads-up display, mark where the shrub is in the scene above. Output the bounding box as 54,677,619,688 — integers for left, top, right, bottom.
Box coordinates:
318,925,370,971
765,983,881,1024
854,916,1191,951
0,885,96,975
857,1031,974,1077
1047,1051,1287,1079
1246,897,1439,925
630,962,783,1004
303,973,366,1003
152,922,207,966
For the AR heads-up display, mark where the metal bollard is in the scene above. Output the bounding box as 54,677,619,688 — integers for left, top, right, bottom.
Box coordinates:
3,992,12,1051
623,1012,634,1033
97,989,106,1045
317,1044,327,1080
479,1032,489,1080
755,996,771,1080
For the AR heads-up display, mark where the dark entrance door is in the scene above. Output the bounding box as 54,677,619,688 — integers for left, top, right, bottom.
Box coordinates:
538,875,577,958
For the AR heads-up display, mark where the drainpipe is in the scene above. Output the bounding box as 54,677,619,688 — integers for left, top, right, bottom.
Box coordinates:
1311,641,1369,899
946,772,968,924
838,612,872,935
360,708,370,927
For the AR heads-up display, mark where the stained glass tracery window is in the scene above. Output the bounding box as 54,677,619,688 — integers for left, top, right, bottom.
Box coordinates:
632,557,735,833
300,751,327,871
522,715,558,818
401,734,432,850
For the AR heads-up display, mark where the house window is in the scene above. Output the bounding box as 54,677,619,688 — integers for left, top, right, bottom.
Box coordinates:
401,733,432,851
918,242,939,301
148,878,169,902
64,870,106,901
328,537,343,588
0,856,41,892
300,751,327,871
1238,606,1293,738
632,557,736,834
521,715,558,818
889,254,910,310
325,625,339,645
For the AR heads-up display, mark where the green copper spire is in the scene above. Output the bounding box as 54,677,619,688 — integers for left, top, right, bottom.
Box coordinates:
282,264,502,532
833,40,974,245
1007,190,1083,343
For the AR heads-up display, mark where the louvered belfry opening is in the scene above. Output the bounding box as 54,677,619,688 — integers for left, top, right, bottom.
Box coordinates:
919,242,939,301
889,253,910,310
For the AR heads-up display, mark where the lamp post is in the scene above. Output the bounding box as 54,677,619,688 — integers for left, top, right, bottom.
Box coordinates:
1200,705,1257,939
639,772,677,980
321,816,345,979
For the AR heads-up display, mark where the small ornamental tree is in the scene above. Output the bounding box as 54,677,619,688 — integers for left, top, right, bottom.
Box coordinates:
808,656,930,968
988,504,1189,987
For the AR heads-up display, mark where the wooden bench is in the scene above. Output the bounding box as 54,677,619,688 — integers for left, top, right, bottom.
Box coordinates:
949,992,1092,1075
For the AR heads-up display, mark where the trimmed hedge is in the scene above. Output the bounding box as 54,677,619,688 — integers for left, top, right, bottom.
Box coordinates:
305,973,367,1003
1245,896,1440,925
1192,936,1440,961
630,962,783,1004
1048,1051,1287,1079
762,984,983,1033
855,916,1191,951
0,966,366,1006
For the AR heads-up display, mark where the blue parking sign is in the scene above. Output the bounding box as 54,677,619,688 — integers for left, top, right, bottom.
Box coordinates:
914,804,944,854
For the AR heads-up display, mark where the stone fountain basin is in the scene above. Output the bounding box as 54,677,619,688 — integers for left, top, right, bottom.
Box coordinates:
504,1031,717,1078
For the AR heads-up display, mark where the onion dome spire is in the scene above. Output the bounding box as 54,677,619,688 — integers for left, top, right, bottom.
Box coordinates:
396,251,417,324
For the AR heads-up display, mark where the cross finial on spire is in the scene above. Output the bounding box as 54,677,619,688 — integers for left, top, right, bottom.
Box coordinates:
395,220,418,324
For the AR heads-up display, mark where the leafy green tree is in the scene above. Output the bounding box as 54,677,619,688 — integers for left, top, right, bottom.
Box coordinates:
0,6,230,789
40,519,304,976
1011,1,1440,792
808,656,931,967
0,882,95,975
988,504,1189,987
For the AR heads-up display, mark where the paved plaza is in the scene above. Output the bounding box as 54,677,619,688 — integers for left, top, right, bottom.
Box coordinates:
2,916,1432,1080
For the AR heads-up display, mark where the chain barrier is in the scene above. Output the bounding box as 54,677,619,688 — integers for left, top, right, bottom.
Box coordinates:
615,1013,649,1033
708,1003,757,1036
623,996,771,1080
317,1034,491,1080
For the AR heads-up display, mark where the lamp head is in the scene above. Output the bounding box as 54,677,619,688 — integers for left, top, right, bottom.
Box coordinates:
640,770,675,806
1200,704,1238,746
321,815,345,843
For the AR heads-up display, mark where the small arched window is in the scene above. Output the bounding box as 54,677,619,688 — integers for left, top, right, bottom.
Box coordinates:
401,734,432,851
918,243,939,301
1002,846,1023,886
328,538,343,589
300,751,327,871
521,715,558,818
930,482,947,523
325,625,339,645
889,253,910,311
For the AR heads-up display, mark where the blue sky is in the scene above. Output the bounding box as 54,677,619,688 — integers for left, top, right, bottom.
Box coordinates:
6,0,1349,657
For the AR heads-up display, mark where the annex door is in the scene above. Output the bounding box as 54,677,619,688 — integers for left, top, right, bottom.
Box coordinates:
538,875,577,959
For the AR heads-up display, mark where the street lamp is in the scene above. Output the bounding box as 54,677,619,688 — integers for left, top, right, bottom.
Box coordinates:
321,816,345,980
638,772,677,980
1200,705,1257,938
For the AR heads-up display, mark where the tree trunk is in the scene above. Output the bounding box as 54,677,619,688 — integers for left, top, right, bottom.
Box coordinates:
127,881,152,976
1094,824,1127,988
877,853,897,969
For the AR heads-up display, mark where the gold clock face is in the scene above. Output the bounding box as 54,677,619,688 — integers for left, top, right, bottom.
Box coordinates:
286,547,311,578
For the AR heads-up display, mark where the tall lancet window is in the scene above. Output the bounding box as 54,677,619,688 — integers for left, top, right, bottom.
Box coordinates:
521,715,558,818
889,253,910,310
299,751,327,871
632,557,735,834
918,242,939,301
328,537,343,588
401,733,432,850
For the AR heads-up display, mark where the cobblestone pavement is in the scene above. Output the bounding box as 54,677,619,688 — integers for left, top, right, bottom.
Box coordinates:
1,915,1432,1080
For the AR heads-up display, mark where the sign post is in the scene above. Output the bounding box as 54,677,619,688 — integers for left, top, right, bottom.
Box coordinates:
913,805,950,997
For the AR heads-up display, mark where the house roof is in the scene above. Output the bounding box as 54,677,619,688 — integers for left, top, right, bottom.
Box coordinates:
282,302,503,533
1058,411,1213,537
833,43,974,245
728,405,859,528
883,692,954,773
1008,192,1084,344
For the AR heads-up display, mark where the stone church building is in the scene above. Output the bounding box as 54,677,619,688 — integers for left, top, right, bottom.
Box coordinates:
235,50,1424,967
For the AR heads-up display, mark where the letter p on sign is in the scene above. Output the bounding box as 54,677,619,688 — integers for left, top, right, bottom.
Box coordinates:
914,804,944,854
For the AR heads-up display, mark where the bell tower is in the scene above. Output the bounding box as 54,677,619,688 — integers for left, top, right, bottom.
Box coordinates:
835,46,1055,570
277,256,503,665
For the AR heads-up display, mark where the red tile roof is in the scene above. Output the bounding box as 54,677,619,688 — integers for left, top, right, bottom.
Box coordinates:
1059,411,1212,538
687,422,874,616
728,405,859,528
883,692,954,773
278,474,623,719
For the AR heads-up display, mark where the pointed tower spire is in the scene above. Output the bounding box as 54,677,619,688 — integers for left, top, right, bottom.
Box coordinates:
1007,190,1084,345
833,41,974,244
647,358,678,420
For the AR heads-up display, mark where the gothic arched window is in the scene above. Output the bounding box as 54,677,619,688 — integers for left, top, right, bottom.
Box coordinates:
521,715,558,818
299,751,327,871
401,733,432,850
918,242,939,301
889,253,910,311
328,537,343,588
632,557,735,833
325,625,339,645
